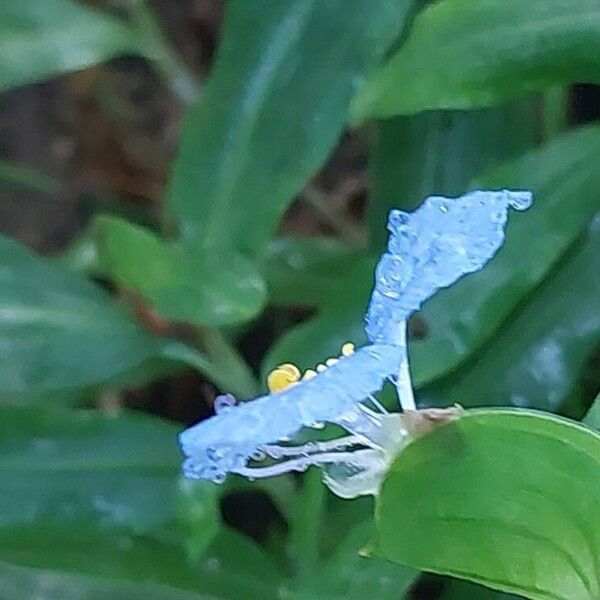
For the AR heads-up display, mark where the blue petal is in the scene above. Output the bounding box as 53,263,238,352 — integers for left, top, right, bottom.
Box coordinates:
179,344,403,482
365,189,532,345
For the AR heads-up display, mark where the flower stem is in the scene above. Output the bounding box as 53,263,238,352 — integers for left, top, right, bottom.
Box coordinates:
396,321,416,411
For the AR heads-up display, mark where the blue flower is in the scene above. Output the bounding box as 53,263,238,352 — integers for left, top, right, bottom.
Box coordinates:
179,189,532,497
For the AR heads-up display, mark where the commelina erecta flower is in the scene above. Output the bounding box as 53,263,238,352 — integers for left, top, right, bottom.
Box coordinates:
179,189,533,498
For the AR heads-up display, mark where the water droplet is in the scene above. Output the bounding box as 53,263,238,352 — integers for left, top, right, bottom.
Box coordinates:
214,393,237,414
251,449,266,461
212,472,226,484
506,189,533,211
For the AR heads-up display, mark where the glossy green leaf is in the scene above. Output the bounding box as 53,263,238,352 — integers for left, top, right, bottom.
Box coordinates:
442,581,522,600
584,393,600,431
94,215,266,327
420,220,600,413
352,0,600,120
167,0,413,258
0,561,206,600
0,0,138,91
263,125,600,384
0,528,281,600
410,124,600,386
0,234,172,399
369,98,541,249
176,479,220,561
375,409,600,600
261,256,375,377
260,236,365,307
0,406,203,534
292,521,418,599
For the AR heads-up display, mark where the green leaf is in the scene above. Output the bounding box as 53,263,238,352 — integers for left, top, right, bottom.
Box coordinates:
420,219,600,413
442,580,522,599
0,234,173,399
0,561,207,600
261,256,375,377
263,125,600,384
375,409,600,600
584,393,600,431
0,406,201,534
368,98,541,249
292,521,418,599
260,236,366,307
410,124,600,386
176,479,220,561
93,215,266,327
0,528,282,600
352,0,600,120
167,0,413,258
0,159,62,195
0,0,139,91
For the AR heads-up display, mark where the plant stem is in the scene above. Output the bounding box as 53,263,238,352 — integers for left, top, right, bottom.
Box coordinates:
129,0,198,103
542,86,568,142
396,321,416,411
197,327,259,398
289,468,326,577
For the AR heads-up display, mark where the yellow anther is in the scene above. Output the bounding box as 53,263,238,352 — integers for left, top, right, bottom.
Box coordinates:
316,363,327,373
326,357,339,367
302,369,317,380
341,342,355,356
267,363,301,392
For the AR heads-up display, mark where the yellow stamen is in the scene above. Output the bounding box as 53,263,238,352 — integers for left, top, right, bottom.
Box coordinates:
267,363,301,392
266,341,356,392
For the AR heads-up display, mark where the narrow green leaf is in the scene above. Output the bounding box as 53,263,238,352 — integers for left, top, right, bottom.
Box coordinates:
292,521,418,600
0,561,207,600
167,0,413,258
0,406,191,533
0,0,139,91
0,528,282,600
176,479,220,561
442,580,522,599
410,124,600,385
263,125,600,385
369,98,541,249
261,256,375,377
0,159,62,194
352,0,600,120
94,215,266,327
289,469,326,577
376,410,600,600
584,394,600,431
0,234,171,399
260,236,365,307
420,219,600,413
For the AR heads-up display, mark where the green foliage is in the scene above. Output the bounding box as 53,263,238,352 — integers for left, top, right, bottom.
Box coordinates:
422,221,600,413
263,125,600,386
1,0,600,598
375,410,600,600
0,406,187,533
0,0,138,91
167,0,413,258
94,215,266,327
0,234,171,400
352,0,600,119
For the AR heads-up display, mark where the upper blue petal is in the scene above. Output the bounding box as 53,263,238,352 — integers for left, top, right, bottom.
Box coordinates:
365,189,532,345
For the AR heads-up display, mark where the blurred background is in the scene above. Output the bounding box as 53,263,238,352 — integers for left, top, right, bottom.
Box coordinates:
0,1,599,598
